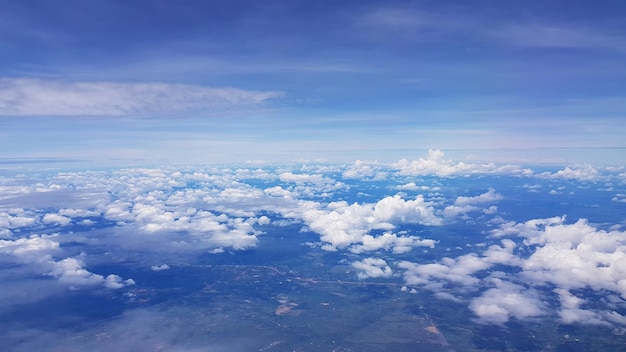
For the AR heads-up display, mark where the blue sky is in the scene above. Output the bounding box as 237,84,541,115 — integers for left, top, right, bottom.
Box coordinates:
1,0,626,165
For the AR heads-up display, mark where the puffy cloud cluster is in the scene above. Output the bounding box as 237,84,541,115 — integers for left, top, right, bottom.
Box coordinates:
554,288,626,326
352,257,393,280
297,194,441,251
392,149,532,177
50,257,135,289
42,213,72,226
0,210,38,237
394,182,435,192
0,235,59,261
279,172,335,184
494,217,626,299
0,235,133,290
399,253,490,288
538,165,601,181
399,216,626,326
443,188,502,218
613,193,626,203
114,205,261,251
277,172,346,198
469,279,545,324
393,149,477,177
342,160,389,180
349,232,436,254
151,264,170,271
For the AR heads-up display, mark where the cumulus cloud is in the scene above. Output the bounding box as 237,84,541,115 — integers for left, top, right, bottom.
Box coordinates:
470,280,544,324
554,288,615,326
396,228,626,325
0,78,282,116
352,257,393,280
393,149,476,177
278,172,334,184
0,235,59,261
49,257,135,289
342,160,388,180
399,253,490,287
0,211,38,233
486,216,626,325
99,184,263,251
0,235,133,290
42,213,72,226
394,182,433,191
516,219,626,296
443,188,502,218
538,165,601,181
151,264,170,271
349,232,436,254
298,194,441,250
613,193,626,203
454,188,503,206
393,149,532,177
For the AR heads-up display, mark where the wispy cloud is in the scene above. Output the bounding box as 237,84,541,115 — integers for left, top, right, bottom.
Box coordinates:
491,24,626,52
0,78,283,117
357,6,626,53
357,8,429,29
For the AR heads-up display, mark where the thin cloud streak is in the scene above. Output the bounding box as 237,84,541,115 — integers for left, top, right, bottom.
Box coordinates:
0,78,283,117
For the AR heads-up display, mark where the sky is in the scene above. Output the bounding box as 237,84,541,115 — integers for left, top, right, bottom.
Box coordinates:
1,0,626,166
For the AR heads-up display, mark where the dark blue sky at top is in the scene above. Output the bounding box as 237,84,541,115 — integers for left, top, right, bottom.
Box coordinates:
4,0,626,97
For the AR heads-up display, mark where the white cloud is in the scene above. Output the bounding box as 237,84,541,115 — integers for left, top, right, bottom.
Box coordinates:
393,149,476,177
520,222,626,296
342,160,388,180
0,235,59,261
0,234,133,290
393,149,532,177
349,232,436,254
264,186,294,198
0,78,282,116
42,213,72,226
151,264,170,271
453,188,503,206
352,258,393,280
394,182,432,191
105,274,136,289
554,288,612,326
613,193,626,203
469,280,544,324
399,253,490,287
443,188,502,218
539,165,601,181
481,239,521,266
298,194,441,250
486,217,626,325
278,172,334,184
0,211,38,232
48,257,135,289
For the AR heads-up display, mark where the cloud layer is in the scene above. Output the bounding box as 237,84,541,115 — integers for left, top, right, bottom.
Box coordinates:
1,150,625,331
